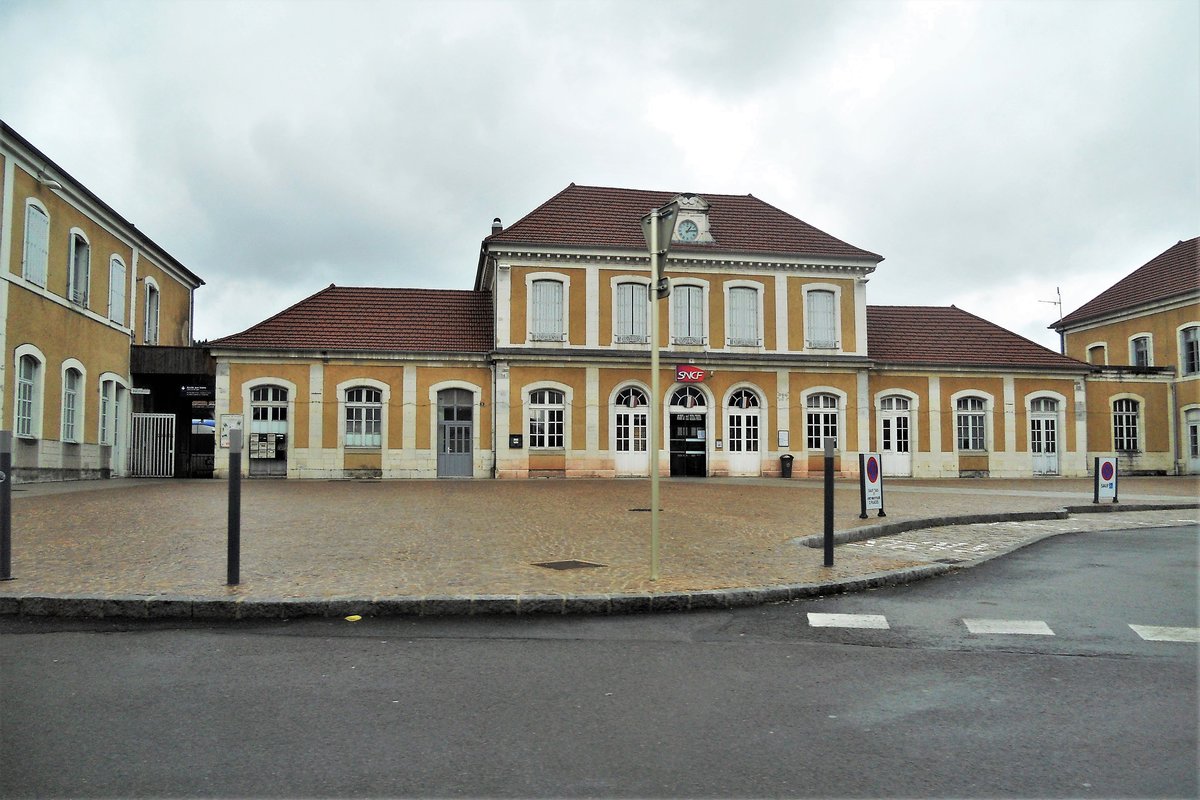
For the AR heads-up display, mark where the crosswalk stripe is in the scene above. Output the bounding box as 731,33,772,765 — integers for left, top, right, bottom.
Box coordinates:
807,613,890,629
963,618,1055,636
1129,625,1200,643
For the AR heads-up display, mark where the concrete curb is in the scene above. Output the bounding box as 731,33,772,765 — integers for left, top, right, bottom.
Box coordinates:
0,564,953,621
792,502,1200,549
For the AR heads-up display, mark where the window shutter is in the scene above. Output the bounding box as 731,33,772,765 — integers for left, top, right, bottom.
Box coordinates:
109,258,126,324
807,290,835,347
616,283,631,336
24,206,49,287
729,287,757,343
631,283,647,339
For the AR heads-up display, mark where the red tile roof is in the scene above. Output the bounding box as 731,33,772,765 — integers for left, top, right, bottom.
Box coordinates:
867,305,1086,370
209,285,493,353
1055,237,1199,329
486,183,883,261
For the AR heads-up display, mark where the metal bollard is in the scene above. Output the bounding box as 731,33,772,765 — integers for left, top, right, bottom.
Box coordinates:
823,438,835,568
227,429,242,585
1,431,11,581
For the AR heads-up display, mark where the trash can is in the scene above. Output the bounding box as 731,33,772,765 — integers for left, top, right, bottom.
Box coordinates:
779,453,794,478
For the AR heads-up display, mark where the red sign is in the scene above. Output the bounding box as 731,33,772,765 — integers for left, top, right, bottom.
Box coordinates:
675,366,707,383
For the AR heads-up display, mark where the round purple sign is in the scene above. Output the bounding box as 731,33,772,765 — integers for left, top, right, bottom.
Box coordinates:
1100,460,1115,481
866,455,880,483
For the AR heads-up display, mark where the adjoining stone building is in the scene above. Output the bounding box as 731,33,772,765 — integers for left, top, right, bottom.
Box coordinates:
1,120,204,482
1052,237,1199,475
211,183,1100,480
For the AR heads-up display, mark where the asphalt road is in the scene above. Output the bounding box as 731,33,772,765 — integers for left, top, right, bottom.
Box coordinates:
1,525,1196,798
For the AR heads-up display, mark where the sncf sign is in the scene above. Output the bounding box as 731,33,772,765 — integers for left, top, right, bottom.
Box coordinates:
675,365,707,383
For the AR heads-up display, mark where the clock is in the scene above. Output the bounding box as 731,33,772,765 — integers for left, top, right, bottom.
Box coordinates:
676,219,699,242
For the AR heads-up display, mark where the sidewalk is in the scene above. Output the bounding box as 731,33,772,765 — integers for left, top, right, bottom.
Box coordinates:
0,476,1196,618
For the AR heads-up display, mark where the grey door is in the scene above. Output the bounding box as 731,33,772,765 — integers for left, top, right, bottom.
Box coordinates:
437,388,474,477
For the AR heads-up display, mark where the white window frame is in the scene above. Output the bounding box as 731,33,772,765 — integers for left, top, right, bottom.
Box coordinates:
612,278,650,344
954,394,990,452
14,345,46,440
724,280,764,348
144,277,161,345
527,385,568,450
60,360,86,444
874,390,920,455
1112,395,1142,453
108,255,127,325
804,391,841,451
343,385,384,449
1178,324,1199,377
725,386,763,454
67,228,91,307
1025,391,1067,455
526,273,569,344
670,281,708,346
98,374,125,446
1128,333,1153,368
1085,342,1108,366
22,199,50,288
803,284,841,350
612,384,650,454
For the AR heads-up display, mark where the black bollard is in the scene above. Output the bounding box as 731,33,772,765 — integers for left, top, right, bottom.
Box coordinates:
823,438,834,568
1,431,11,581
227,429,242,585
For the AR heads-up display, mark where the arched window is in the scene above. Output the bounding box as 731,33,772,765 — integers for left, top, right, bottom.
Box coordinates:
728,389,759,409
529,388,565,448
1113,399,1140,452
1030,398,1058,414
806,393,839,449
61,367,82,442
250,386,288,431
108,256,127,324
345,387,382,448
16,354,42,438
670,386,706,409
955,396,987,451
144,280,161,344
727,390,760,454
881,396,910,411
616,387,647,408
68,231,90,306
1182,326,1199,376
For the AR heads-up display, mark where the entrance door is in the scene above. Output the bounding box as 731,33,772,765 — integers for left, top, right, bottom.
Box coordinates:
1185,409,1200,474
669,386,707,477
613,387,649,476
726,389,761,476
1030,398,1059,476
879,396,912,477
249,385,288,477
437,388,474,477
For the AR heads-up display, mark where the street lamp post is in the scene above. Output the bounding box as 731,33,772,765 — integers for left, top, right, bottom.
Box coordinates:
641,201,680,581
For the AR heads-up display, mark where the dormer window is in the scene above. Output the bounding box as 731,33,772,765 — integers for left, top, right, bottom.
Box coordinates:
670,193,714,244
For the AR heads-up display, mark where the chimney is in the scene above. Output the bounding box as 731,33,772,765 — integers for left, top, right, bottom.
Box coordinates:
491,217,503,235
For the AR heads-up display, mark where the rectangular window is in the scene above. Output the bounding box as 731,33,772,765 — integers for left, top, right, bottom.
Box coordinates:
614,282,648,342
1113,400,1139,452
727,287,759,346
528,389,565,448
805,395,839,450
672,285,704,344
805,290,837,348
108,258,126,324
100,380,114,445
530,280,564,341
22,204,49,287
1087,345,1107,365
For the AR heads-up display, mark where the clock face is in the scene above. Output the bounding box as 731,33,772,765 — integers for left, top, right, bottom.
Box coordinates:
677,219,699,242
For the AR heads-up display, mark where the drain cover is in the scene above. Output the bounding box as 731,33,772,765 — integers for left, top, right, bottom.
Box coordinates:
533,559,606,570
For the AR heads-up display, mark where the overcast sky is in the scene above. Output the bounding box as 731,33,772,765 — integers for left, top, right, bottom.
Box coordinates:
2,0,1196,350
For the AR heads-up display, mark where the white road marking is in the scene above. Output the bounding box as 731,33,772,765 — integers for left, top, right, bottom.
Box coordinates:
1129,625,1200,643
963,618,1055,636
807,613,890,629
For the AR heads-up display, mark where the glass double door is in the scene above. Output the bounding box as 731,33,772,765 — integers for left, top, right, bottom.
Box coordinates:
669,414,707,477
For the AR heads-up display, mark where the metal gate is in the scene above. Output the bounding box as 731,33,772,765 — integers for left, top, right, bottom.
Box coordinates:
130,413,175,477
